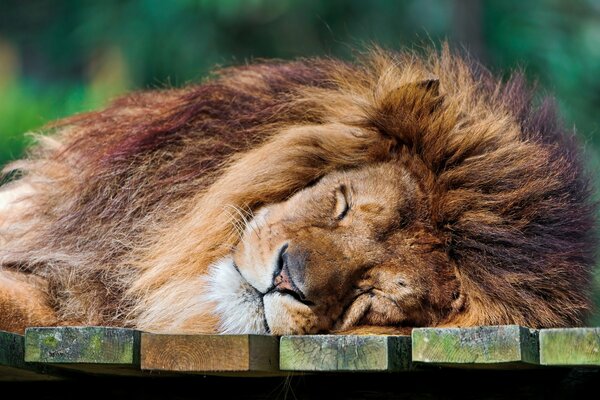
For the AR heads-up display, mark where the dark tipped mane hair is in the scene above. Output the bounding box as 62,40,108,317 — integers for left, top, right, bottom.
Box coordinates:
0,45,596,330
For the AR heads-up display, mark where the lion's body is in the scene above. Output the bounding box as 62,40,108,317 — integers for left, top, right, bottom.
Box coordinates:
0,47,596,334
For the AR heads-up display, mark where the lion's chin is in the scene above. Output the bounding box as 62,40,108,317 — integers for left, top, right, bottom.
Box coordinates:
204,257,267,334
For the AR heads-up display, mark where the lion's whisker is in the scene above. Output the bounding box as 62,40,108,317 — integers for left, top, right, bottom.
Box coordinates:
222,207,245,240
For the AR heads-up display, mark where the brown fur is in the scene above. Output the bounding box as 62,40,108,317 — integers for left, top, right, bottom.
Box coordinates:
0,46,595,334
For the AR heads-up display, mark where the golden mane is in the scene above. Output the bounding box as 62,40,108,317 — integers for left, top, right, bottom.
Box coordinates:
0,46,595,331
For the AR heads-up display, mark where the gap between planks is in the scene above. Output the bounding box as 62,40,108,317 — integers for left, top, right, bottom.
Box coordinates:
0,330,63,380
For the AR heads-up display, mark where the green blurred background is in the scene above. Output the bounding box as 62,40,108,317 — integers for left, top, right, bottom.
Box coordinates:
1,0,600,323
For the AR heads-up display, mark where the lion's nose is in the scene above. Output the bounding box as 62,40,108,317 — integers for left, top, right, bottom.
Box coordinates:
273,243,293,291
272,243,309,302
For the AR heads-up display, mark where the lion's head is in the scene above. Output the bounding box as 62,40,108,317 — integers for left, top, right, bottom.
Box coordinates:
206,162,460,334
0,46,596,335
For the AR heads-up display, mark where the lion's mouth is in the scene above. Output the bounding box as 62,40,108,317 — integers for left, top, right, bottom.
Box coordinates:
270,287,315,306
266,264,315,306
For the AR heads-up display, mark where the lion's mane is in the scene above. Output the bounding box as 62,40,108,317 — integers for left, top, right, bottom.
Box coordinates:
1,46,596,330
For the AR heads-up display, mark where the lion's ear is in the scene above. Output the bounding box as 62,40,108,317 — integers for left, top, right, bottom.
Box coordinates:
413,77,440,96
396,77,441,106
373,76,446,149
377,76,443,118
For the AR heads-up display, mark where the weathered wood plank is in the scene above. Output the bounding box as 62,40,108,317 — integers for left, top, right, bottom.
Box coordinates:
141,333,279,374
280,335,411,371
412,325,539,368
0,330,62,380
539,327,600,366
24,326,141,375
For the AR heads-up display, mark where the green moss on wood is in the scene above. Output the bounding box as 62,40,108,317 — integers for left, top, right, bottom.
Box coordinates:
0,330,62,380
24,327,140,365
412,325,539,367
539,328,600,366
280,335,411,371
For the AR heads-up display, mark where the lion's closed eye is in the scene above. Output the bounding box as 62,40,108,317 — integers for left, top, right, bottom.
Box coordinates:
334,184,350,220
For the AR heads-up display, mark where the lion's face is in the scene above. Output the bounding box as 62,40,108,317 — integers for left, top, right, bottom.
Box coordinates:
205,162,463,334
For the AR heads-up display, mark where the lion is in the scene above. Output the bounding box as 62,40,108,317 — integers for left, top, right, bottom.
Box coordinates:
0,46,596,335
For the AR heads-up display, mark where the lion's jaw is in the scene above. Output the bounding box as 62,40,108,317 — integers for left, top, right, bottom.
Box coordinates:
203,256,318,334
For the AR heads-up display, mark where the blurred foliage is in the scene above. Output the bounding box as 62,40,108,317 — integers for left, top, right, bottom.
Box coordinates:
1,0,600,161
1,0,600,323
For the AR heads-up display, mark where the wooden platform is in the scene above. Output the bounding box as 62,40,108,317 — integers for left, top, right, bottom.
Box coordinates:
1,325,599,380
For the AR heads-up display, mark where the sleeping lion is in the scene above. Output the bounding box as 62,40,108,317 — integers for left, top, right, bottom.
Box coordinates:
0,47,596,335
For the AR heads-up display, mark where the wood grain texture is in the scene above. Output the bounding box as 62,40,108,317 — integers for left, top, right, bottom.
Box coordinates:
279,335,411,371
0,330,61,380
24,326,140,375
412,325,539,368
539,328,600,366
141,333,279,373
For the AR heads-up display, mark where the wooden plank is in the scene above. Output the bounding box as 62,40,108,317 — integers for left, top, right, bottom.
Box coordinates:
539,327,600,366
412,325,539,368
279,335,411,371
24,326,141,375
0,330,62,380
141,333,279,375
